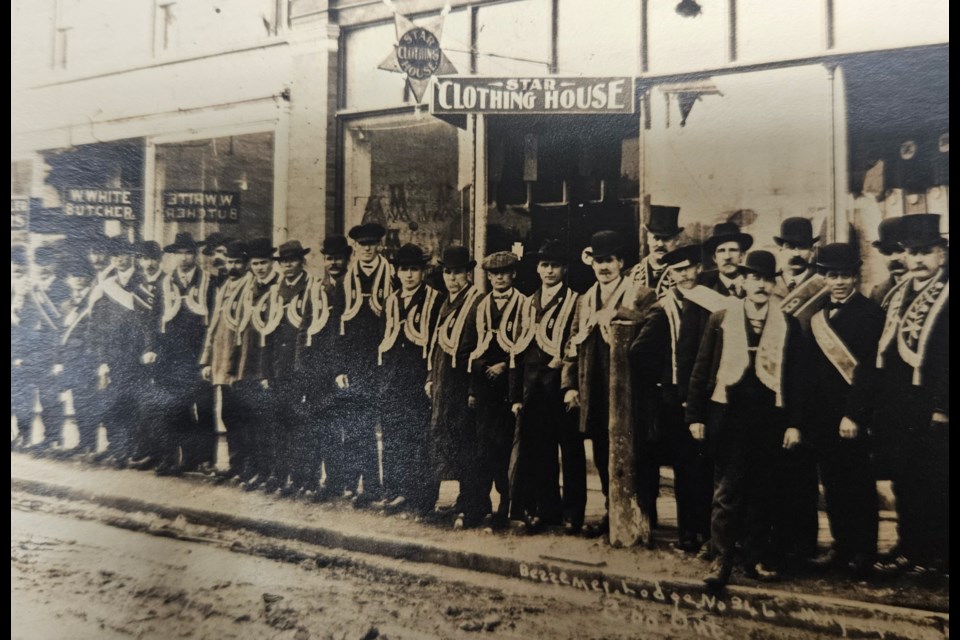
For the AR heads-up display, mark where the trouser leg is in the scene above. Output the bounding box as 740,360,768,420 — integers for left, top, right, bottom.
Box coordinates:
711,449,746,567
557,411,587,527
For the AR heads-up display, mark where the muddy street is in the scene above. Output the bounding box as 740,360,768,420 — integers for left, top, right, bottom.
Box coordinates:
12,494,829,640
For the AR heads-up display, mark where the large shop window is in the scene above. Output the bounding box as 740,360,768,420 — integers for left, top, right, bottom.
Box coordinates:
343,114,466,261
35,138,145,240
154,132,274,245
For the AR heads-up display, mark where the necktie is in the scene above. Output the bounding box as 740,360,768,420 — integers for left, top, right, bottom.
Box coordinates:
728,284,738,297
788,280,797,291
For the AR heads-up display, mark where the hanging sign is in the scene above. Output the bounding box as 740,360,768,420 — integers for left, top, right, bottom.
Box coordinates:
431,77,636,115
377,4,457,103
62,188,142,221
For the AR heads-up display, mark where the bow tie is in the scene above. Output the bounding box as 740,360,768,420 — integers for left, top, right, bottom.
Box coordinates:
492,292,512,300
826,300,845,311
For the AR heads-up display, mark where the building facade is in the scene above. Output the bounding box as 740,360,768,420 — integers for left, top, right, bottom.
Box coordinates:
11,0,949,289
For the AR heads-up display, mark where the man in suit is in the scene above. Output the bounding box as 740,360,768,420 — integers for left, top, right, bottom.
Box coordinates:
468,251,528,529
687,250,807,587
803,243,884,576
871,214,949,575
509,240,583,534
562,230,657,537
630,205,683,298
869,218,908,309
377,243,443,515
147,232,213,476
773,217,820,298
426,246,485,529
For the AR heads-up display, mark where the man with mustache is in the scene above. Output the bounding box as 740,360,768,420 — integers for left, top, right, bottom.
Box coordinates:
869,217,908,309
630,205,683,298
773,217,820,297
562,230,658,537
687,251,807,587
200,240,253,483
802,244,884,577
871,214,949,576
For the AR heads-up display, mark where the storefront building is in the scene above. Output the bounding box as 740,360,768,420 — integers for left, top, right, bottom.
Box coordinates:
12,0,949,290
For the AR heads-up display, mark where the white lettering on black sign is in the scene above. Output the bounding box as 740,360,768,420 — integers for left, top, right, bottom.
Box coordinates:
62,188,141,221
432,77,635,115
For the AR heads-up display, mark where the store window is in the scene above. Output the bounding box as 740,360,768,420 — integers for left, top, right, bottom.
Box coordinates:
154,131,274,245
343,114,466,261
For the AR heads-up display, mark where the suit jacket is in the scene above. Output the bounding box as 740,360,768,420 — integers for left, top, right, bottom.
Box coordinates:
869,276,899,309
801,292,885,448
627,300,671,442
561,278,658,435
199,274,252,386
685,302,806,438
88,273,151,377
509,284,577,405
676,271,739,402
773,268,817,299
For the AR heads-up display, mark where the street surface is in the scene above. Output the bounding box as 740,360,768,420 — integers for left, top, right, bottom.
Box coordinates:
12,492,830,640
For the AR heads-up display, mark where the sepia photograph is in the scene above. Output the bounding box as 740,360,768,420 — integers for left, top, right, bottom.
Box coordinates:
11,0,949,638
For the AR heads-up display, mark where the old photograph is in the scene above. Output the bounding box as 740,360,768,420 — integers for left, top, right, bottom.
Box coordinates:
10,0,949,638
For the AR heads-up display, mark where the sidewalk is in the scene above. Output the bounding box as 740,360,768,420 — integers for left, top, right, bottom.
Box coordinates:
10,453,948,639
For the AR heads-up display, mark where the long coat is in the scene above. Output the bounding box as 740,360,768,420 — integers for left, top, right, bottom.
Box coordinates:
426,286,482,479
199,274,253,386
676,270,740,401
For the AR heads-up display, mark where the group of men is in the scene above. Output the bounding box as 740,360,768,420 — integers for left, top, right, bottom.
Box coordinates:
10,208,948,588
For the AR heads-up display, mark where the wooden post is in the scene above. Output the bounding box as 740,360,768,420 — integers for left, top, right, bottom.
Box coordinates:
608,319,651,548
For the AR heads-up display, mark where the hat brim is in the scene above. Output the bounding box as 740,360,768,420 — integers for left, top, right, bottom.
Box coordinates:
705,234,753,254
644,225,684,237
900,237,948,250
320,246,353,257
390,257,429,268
816,260,863,272
163,242,203,253
272,249,311,261
736,264,777,280
532,253,567,264
773,235,819,247
437,260,476,271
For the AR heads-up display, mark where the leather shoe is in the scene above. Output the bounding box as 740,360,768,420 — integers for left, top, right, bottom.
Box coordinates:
703,562,733,587
810,549,846,570
743,562,780,582
847,554,874,577
562,519,582,536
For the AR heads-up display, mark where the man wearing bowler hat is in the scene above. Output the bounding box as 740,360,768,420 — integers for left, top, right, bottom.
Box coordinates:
870,217,909,309
562,230,658,536
687,250,807,587
697,222,753,299
425,245,485,528
200,240,254,483
773,217,821,297
802,243,884,576
237,237,283,491
871,214,949,575
509,240,584,534
334,222,394,507
631,205,683,298
467,250,528,529
147,231,213,475
376,243,443,514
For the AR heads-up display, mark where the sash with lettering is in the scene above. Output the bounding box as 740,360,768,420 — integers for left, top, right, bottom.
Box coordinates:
160,268,211,333
511,286,578,369
810,309,859,385
778,273,828,322
876,272,949,386
468,288,528,372
565,276,632,358
712,301,788,407
378,284,440,365
340,255,394,335
428,285,482,370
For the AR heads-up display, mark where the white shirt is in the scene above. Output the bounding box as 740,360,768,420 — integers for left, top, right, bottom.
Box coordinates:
598,277,622,306
540,281,562,308
719,273,741,296
491,287,514,310
117,266,135,287
176,266,197,288
284,271,305,287
359,258,378,277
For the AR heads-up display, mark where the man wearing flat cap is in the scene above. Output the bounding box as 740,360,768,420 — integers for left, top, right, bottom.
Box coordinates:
509,240,583,534
146,232,214,475
631,205,683,298
871,214,949,575
199,240,254,483
869,217,908,309
801,243,884,577
562,230,658,536
466,250,528,529
687,250,807,587
376,243,443,515
87,237,155,467
425,245,485,528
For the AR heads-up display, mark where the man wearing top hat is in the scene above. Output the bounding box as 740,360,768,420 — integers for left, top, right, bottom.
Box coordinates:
376,243,443,515
237,237,283,491
686,250,807,587
425,246,485,529
466,250,528,529
800,243,884,576
630,205,683,298
869,217,908,309
146,232,214,475
646,243,726,554
254,240,327,497
871,214,949,575
328,223,394,506
55,249,100,457
199,240,254,482
87,237,155,467
562,230,658,536
509,240,584,534
17,245,70,452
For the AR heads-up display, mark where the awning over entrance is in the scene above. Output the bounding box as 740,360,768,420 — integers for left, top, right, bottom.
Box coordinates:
843,45,948,197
